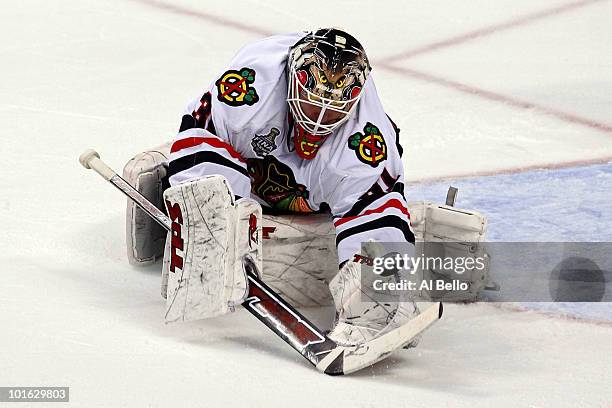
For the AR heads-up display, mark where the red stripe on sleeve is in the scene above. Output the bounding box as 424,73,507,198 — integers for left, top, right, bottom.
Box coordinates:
334,198,410,227
171,137,245,163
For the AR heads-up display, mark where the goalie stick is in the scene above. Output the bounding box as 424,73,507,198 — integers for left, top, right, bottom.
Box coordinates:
79,149,442,375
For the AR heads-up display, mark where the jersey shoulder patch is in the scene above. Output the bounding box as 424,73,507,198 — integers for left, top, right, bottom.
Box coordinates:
215,67,260,107
347,122,388,167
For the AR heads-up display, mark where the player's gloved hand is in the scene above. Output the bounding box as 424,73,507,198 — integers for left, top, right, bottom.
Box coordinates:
327,241,419,346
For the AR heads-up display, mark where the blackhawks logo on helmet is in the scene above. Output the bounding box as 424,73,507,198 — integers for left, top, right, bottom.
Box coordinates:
215,67,259,107
348,122,387,167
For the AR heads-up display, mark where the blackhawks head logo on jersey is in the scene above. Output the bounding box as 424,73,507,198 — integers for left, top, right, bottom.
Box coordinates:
246,155,315,213
215,67,259,107
348,122,387,167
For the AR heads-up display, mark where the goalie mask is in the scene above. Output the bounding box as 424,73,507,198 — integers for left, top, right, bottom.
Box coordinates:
287,28,371,159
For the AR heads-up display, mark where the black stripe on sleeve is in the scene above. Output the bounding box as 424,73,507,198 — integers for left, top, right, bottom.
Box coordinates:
386,114,403,158
168,151,249,179
335,214,415,247
179,114,198,132
341,183,405,219
179,92,214,133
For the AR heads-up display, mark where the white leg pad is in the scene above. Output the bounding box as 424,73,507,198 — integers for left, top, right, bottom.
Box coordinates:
162,176,262,323
260,213,338,306
123,143,171,265
407,201,491,301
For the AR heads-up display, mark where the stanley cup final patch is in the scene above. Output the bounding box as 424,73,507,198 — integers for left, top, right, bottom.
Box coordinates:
348,122,387,167
215,67,259,107
251,127,279,157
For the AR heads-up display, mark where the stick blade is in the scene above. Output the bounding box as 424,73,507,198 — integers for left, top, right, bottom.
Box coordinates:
316,302,443,375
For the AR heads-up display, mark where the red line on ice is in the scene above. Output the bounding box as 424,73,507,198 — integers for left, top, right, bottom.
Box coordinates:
379,0,608,62
130,0,612,180
408,155,612,184
491,304,612,328
379,64,612,135
131,0,612,135
129,0,274,37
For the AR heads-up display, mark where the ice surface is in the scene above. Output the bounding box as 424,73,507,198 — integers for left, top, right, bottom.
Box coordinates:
407,163,612,322
1,0,611,406
407,163,612,242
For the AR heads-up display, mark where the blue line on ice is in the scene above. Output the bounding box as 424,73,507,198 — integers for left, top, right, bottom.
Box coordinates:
406,163,612,322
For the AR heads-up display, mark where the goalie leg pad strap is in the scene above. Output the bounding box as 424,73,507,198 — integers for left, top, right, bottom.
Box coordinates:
162,175,262,322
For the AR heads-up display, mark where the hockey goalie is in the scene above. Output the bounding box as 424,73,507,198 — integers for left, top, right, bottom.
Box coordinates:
123,29,490,349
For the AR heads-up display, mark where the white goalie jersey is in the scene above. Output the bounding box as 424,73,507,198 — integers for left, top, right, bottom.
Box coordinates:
168,32,414,265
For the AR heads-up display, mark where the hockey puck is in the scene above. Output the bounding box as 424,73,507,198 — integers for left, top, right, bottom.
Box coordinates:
549,256,605,302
